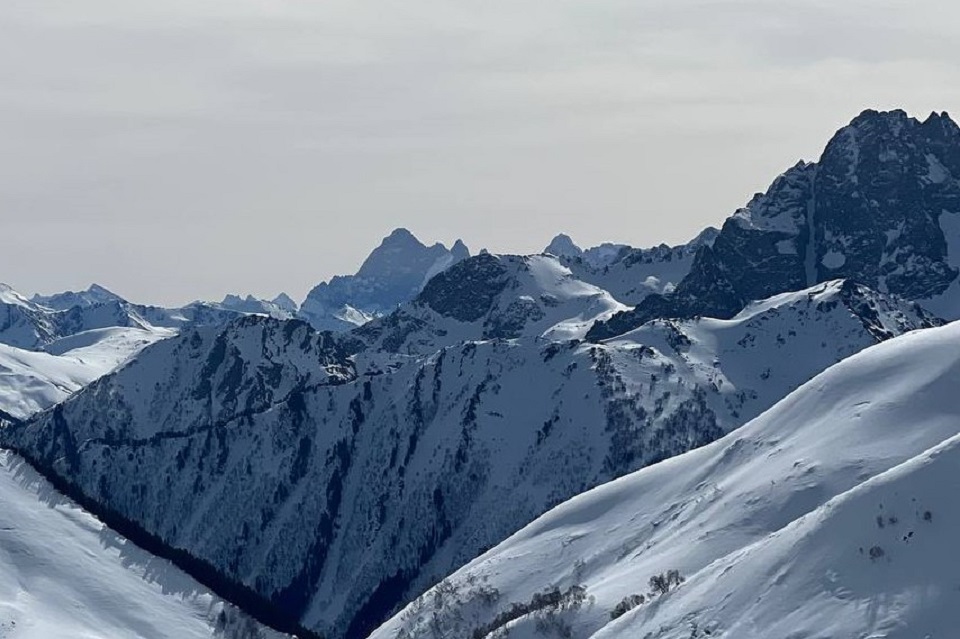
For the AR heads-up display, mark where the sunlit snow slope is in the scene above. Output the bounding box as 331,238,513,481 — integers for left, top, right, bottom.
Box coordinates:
373,320,960,639
0,450,285,639
0,327,172,420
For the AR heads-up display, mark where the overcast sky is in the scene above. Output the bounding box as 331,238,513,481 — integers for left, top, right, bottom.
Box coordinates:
2,0,960,306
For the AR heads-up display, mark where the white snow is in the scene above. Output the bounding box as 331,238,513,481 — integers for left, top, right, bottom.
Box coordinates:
365,254,628,353
373,320,960,639
0,285,35,310
924,153,950,184
920,210,960,319
820,249,846,269
774,239,797,255
0,327,171,420
0,450,285,639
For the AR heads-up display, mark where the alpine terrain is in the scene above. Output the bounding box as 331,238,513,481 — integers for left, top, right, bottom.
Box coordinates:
372,320,960,639
0,109,958,639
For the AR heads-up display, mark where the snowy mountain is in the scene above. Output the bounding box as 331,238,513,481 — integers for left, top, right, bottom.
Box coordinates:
32,283,126,310
5,107,958,639
218,294,297,320
546,228,718,306
298,229,470,332
0,326,173,420
543,234,629,269
372,319,960,639
354,253,627,354
0,283,272,352
1,283,231,351
590,109,960,339
0,279,934,639
0,449,289,639
0,284,64,350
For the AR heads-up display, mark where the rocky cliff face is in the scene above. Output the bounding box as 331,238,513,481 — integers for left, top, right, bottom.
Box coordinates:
590,110,960,340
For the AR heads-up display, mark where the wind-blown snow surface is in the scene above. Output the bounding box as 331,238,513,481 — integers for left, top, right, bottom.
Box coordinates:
0,450,285,639
0,281,935,639
372,321,960,639
0,327,173,420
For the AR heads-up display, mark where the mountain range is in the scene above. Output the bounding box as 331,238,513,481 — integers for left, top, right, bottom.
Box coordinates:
1,108,959,639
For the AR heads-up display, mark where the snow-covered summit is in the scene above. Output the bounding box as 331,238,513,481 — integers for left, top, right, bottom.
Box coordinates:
0,283,39,309
0,281,260,352
355,253,627,353
32,283,125,311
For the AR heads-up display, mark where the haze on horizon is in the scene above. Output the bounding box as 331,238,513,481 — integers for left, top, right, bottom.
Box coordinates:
2,0,960,307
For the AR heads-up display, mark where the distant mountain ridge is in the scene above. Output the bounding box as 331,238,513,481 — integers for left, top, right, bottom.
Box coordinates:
546,227,719,306
1,282,299,351
298,228,470,332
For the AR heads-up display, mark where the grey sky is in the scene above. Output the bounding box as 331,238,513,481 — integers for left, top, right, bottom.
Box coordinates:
2,0,960,306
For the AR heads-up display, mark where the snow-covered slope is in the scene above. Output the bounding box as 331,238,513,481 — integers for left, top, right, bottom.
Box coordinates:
0,284,60,350
0,326,173,420
371,320,960,639
356,253,627,354
0,449,287,639
0,282,934,639
298,229,470,332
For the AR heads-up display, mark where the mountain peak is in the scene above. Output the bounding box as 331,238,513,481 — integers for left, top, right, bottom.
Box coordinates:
272,293,298,312
848,108,911,129
544,233,582,259
0,283,33,308
450,239,470,260
300,229,471,331
382,227,423,247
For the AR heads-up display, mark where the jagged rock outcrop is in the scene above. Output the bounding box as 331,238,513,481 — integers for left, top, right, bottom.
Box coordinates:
590,110,960,340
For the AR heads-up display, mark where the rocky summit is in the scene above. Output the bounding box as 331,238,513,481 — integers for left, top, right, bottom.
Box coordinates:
589,110,960,340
